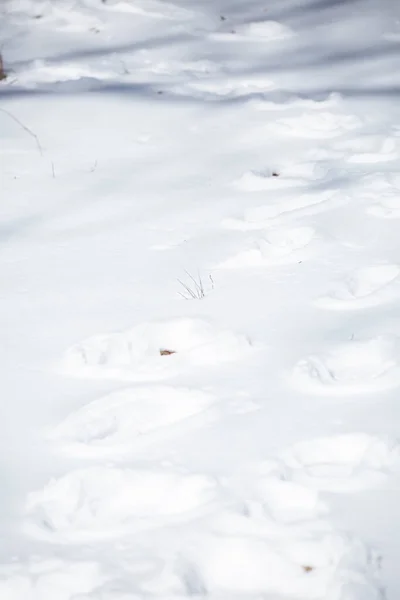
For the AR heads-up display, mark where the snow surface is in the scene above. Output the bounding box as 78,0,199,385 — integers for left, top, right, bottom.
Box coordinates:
1,0,400,598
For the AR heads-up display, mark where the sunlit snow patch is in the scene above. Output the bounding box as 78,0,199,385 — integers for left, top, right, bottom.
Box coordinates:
239,20,294,40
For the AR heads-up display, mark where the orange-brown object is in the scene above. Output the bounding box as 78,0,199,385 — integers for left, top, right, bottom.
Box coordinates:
302,565,314,573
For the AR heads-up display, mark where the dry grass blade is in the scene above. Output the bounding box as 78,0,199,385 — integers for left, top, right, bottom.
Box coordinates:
177,270,212,300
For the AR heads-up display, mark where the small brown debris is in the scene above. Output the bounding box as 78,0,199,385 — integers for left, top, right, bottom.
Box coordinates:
302,565,314,573
220,15,226,21
272,172,280,177
160,349,176,356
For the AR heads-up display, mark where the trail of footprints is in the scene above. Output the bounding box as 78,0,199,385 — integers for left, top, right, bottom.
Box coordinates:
9,318,398,598
4,27,400,600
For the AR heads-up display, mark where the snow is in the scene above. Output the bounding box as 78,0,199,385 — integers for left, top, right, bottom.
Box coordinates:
1,0,400,598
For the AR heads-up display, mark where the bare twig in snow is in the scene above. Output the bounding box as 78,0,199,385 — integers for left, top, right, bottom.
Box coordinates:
0,54,6,80
0,108,43,156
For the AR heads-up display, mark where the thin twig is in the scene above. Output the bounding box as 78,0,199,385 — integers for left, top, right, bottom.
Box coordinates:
0,53,6,80
0,108,43,156
185,270,204,297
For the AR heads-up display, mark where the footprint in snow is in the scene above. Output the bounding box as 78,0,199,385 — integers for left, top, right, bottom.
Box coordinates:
292,335,400,394
226,458,328,525
24,466,220,542
223,189,339,230
175,450,386,597
63,317,252,382
316,264,400,310
282,433,399,493
49,386,219,458
218,225,316,269
176,522,378,598
350,172,400,218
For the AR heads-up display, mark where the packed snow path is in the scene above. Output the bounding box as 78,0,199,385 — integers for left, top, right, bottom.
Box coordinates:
1,0,400,598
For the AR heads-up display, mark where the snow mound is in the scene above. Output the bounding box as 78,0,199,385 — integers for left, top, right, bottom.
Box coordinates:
283,434,399,492
64,318,251,381
293,336,400,393
219,226,316,268
49,385,216,457
25,467,219,541
0,558,103,600
317,264,400,309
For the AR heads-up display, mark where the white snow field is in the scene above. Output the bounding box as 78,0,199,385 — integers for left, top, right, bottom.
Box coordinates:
2,0,400,598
